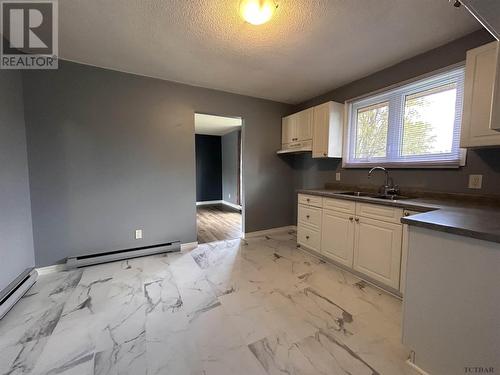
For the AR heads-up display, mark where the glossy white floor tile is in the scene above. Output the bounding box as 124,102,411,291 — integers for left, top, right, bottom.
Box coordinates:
0,231,417,374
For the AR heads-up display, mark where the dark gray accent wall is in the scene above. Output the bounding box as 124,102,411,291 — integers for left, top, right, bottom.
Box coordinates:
195,134,222,202
23,61,294,267
292,29,500,196
0,71,35,291
222,130,240,205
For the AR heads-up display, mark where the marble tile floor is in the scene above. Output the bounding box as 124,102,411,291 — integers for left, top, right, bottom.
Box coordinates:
0,231,418,375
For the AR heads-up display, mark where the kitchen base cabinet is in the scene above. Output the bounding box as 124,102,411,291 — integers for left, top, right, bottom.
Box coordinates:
297,194,404,292
321,210,355,267
353,217,402,290
297,225,321,253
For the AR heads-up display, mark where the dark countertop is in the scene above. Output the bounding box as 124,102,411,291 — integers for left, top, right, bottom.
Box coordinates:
298,188,500,244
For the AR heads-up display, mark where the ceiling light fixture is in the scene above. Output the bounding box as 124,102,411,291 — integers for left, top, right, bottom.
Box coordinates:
240,0,277,25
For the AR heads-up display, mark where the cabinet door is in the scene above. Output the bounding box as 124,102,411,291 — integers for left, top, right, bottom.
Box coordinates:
353,217,402,289
321,210,355,267
490,43,500,131
312,102,343,158
461,41,500,147
296,108,313,141
282,115,296,145
312,102,330,158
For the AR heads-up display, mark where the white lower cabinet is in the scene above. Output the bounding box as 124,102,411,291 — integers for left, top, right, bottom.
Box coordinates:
353,217,402,289
297,225,321,252
321,210,355,267
298,195,404,291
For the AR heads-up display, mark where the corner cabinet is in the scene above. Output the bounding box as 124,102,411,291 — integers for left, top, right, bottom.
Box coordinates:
279,101,343,157
297,194,404,291
460,41,500,147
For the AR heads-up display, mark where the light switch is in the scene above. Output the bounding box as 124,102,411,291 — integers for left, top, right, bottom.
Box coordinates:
336,173,341,181
468,174,483,189
135,229,143,239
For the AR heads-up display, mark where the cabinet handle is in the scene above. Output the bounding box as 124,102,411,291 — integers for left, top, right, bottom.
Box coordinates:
323,153,327,157
306,198,310,202
404,212,410,217
306,215,310,219
349,217,354,221
306,235,310,240
355,218,360,223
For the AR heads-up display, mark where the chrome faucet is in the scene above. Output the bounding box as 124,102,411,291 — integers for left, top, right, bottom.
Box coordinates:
368,167,399,196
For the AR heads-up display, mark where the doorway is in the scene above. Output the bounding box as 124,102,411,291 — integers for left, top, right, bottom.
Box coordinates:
194,113,243,244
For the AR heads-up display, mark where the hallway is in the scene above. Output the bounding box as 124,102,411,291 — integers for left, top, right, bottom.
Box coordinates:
197,204,242,244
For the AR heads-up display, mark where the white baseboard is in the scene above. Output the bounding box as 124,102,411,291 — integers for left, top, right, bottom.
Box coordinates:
222,200,242,210
180,241,198,252
196,200,222,206
244,225,296,239
36,264,67,275
196,200,242,211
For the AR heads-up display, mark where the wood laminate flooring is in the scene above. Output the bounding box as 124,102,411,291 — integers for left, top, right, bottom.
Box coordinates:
197,204,242,244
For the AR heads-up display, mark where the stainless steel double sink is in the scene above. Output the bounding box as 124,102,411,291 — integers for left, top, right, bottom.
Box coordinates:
338,191,409,201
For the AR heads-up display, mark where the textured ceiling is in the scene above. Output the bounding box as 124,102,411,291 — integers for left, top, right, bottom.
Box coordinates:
59,0,480,104
195,113,242,136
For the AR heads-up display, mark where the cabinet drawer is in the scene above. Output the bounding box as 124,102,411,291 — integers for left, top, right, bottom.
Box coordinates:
298,204,322,229
297,225,321,252
298,194,323,208
323,197,355,214
355,202,403,224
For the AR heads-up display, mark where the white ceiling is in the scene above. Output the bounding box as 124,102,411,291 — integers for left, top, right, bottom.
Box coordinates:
59,0,480,104
195,113,242,136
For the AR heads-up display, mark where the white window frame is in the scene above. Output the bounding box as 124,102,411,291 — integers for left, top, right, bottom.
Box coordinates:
343,67,466,168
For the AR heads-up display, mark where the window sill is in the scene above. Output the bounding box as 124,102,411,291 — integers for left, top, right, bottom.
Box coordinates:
342,162,462,169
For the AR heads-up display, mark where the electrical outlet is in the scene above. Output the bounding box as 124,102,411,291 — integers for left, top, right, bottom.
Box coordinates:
135,229,143,239
468,174,483,189
336,173,341,181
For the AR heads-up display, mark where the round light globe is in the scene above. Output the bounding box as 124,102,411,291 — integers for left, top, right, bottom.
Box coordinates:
240,0,276,25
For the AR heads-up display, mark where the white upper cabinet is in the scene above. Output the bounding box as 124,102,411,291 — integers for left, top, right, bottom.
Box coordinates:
461,41,500,147
280,108,313,152
279,102,343,156
491,44,500,131
296,108,313,141
281,115,296,144
312,102,344,158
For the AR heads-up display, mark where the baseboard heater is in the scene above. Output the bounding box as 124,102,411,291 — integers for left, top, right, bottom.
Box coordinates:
0,268,38,320
66,241,181,268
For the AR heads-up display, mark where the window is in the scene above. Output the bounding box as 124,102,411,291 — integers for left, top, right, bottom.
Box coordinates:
344,67,465,167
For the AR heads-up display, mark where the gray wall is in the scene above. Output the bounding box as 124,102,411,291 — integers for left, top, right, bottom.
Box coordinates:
222,130,240,205
0,71,35,291
23,61,294,267
292,29,500,196
195,134,222,202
